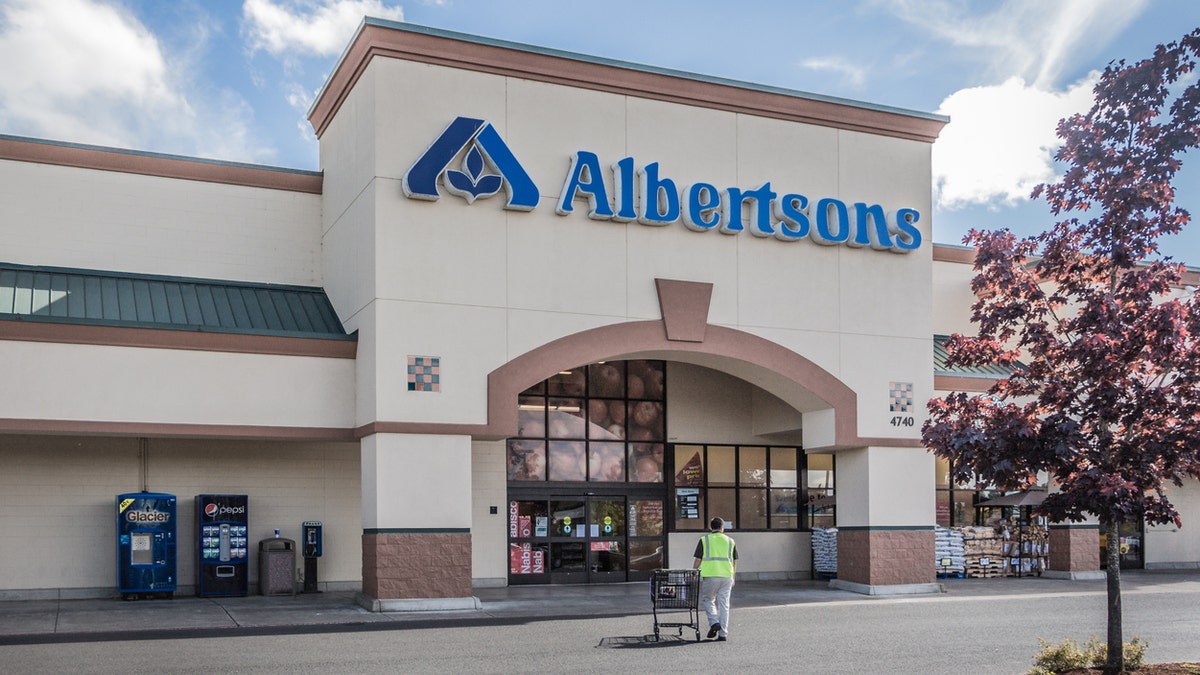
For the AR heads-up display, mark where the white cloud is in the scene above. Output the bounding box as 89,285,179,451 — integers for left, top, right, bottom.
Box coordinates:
799,57,867,89
881,0,1147,210
932,75,1097,209
0,0,274,163
0,0,180,144
883,0,1144,89
243,0,404,57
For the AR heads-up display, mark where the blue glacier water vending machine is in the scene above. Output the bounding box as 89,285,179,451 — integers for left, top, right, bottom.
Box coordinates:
116,492,177,600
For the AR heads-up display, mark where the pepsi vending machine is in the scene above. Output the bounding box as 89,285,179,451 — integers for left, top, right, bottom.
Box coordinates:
195,494,249,596
117,492,177,600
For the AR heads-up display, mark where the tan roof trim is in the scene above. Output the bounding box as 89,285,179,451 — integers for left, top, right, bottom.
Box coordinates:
0,320,357,359
0,136,323,194
932,244,976,265
0,418,356,441
932,243,1200,289
309,23,948,143
935,374,997,393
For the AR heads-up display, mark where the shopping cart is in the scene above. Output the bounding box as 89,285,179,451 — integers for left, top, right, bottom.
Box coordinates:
649,568,701,641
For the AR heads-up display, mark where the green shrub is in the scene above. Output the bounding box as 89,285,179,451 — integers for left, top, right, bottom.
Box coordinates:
1030,635,1148,673
1081,635,1149,670
1031,637,1090,673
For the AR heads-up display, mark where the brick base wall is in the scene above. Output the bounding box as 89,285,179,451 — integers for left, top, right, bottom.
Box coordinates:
1048,526,1100,573
838,528,935,586
362,532,473,599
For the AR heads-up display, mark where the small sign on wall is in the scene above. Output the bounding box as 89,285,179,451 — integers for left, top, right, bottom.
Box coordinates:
889,382,913,413
408,356,441,392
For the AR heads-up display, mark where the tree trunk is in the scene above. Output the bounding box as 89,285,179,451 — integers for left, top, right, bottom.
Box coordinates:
1104,519,1124,674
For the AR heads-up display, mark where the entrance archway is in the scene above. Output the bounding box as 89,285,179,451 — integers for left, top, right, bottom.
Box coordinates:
486,319,866,450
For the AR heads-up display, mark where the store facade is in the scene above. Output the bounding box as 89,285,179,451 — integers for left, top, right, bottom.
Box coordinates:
2,19,1196,609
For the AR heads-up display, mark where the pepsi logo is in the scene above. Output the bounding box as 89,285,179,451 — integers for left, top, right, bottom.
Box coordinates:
204,503,219,517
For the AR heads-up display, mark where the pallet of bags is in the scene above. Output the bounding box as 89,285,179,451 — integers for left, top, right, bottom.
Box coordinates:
960,525,1005,578
812,527,838,576
934,526,965,576
965,554,1006,578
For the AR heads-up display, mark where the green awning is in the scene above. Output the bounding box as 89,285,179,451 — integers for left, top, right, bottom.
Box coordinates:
0,262,351,341
934,334,1021,378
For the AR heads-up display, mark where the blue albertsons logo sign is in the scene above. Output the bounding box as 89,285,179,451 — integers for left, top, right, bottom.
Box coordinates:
403,116,922,253
403,117,539,210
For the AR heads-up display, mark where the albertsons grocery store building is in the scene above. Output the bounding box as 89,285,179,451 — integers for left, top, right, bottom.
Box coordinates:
2,20,1197,608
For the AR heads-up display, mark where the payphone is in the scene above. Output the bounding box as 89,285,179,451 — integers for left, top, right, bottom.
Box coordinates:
302,521,322,593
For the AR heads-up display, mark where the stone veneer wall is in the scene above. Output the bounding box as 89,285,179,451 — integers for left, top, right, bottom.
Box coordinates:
838,528,935,586
362,532,473,599
1048,526,1100,572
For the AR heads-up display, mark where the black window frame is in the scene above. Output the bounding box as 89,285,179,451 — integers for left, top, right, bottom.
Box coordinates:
666,444,833,532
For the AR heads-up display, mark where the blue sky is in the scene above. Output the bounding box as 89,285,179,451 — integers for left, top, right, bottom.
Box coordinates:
2,0,1199,261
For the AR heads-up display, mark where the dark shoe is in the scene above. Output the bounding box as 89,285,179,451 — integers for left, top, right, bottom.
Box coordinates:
707,624,721,639
716,636,727,642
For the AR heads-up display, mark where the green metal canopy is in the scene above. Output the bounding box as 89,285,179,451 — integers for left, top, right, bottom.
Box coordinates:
0,262,351,341
934,334,1022,378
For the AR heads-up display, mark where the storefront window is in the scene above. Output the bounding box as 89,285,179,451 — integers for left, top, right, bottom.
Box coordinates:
628,540,663,571
629,443,664,482
588,441,625,482
935,458,986,527
548,441,586,481
507,360,666,484
770,448,798,487
770,489,799,529
807,453,836,530
506,439,546,481
630,499,664,537
669,444,815,531
740,446,767,486
740,488,768,529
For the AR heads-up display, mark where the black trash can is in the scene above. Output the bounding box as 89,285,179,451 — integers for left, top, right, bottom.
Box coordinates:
258,538,296,596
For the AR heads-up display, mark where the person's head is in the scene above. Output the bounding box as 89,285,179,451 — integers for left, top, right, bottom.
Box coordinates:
709,517,725,532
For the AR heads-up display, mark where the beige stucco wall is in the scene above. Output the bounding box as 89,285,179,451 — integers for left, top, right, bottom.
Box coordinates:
0,340,355,429
0,436,361,597
667,531,811,578
471,439,509,585
321,55,935,444
931,253,979,337
0,159,323,287
1145,480,1200,568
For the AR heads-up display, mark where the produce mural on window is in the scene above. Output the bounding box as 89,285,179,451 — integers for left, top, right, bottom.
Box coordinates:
507,360,665,483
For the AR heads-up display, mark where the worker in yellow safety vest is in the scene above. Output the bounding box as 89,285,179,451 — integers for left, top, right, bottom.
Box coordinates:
692,516,737,641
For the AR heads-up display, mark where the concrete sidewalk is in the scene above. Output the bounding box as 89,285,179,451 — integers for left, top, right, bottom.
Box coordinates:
1,570,1196,645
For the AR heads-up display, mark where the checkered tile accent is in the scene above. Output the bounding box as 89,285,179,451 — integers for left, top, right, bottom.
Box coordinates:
889,381,914,412
408,356,441,392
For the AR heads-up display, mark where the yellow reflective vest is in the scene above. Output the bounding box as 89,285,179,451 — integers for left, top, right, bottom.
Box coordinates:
698,532,736,578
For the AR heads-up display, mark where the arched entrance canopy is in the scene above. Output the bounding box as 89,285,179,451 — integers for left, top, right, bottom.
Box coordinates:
486,318,865,449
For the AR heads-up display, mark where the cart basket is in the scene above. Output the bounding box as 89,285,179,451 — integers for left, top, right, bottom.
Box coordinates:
649,569,701,641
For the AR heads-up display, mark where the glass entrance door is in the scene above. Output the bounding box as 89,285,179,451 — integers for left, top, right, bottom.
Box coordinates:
1101,520,1144,570
549,497,627,584
509,492,665,585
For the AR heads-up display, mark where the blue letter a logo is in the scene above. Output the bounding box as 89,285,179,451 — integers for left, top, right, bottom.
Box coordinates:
402,117,539,211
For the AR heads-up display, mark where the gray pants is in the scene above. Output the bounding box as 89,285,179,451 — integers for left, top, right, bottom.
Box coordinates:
700,576,733,637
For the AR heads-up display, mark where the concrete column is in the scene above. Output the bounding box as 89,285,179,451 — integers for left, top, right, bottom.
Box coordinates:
357,432,480,611
828,446,940,595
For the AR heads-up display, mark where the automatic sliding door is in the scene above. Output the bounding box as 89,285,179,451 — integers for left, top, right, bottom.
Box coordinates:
588,498,626,583
550,499,588,584
510,493,666,584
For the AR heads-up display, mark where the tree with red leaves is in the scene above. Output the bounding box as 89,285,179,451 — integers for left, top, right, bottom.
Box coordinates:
923,28,1200,675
